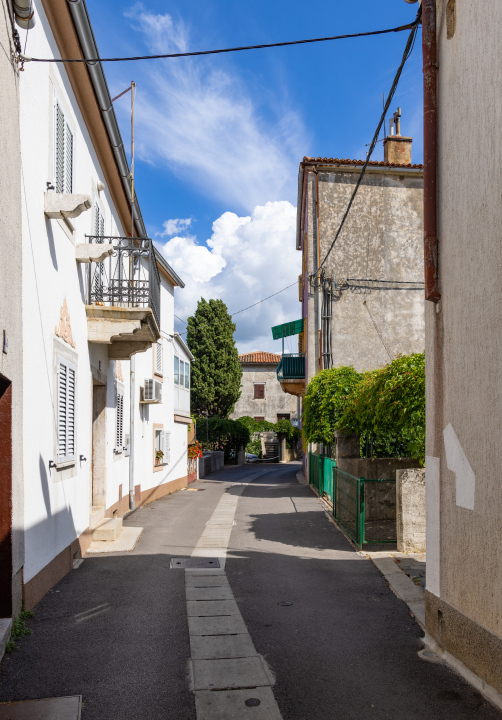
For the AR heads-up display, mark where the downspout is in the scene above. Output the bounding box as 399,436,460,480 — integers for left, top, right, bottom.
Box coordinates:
313,167,322,372
129,355,135,511
66,0,147,238
422,0,440,301
13,0,35,28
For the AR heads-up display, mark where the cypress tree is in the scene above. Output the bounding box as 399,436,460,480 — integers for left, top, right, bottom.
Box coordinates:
187,298,242,417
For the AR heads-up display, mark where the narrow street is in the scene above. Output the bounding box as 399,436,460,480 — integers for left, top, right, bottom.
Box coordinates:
0,463,500,720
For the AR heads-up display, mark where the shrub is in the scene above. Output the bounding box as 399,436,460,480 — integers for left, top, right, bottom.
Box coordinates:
303,366,362,444
195,416,250,461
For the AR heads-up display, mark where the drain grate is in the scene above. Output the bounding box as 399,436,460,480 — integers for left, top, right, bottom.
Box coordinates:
170,557,221,569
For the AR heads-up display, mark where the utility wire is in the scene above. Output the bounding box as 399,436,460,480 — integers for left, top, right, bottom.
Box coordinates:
21,22,415,64
319,7,421,270
230,281,298,317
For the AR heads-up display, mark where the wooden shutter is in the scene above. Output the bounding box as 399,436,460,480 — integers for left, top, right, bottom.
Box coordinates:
116,390,124,449
254,384,265,399
55,102,65,193
163,431,171,465
57,357,76,463
64,123,73,193
155,341,163,375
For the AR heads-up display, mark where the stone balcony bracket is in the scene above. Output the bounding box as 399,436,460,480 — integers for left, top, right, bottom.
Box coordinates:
76,244,114,263
44,192,91,220
86,305,160,359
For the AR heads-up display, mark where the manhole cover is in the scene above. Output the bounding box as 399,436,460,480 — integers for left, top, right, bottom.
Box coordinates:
170,557,220,569
245,698,261,707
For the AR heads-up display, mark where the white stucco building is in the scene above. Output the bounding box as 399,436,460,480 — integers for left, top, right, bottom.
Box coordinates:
4,0,193,612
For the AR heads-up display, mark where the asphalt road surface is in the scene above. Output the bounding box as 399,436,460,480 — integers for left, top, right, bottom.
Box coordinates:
0,462,500,720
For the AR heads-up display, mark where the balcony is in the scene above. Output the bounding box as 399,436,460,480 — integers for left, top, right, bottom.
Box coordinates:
85,235,160,359
277,353,306,396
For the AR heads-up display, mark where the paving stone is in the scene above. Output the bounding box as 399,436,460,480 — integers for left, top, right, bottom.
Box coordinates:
188,615,248,636
0,696,81,719
185,575,231,588
192,656,271,690
190,633,257,660
186,586,234,601
186,600,240,617
194,688,283,720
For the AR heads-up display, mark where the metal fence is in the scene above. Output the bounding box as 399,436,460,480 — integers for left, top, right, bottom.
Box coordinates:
87,235,161,328
308,452,396,548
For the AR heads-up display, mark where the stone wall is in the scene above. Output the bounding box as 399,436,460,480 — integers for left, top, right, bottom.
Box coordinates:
199,452,225,478
396,468,425,553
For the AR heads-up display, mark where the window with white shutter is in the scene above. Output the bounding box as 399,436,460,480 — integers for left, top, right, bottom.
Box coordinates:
57,356,76,463
116,388,124,451
155,340,163,376
54,99,73,194
163,431,171,465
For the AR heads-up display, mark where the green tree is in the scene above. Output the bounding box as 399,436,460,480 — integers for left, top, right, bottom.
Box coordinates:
187,298,242,417
303,366,362,444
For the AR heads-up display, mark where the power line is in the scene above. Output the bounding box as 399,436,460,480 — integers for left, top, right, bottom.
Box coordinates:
21,22,416,64
175,314,188,324
346,278,425,284
230,281,298,317
319,7,421,270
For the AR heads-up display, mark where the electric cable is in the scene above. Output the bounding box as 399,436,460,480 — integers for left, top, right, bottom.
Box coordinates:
319,7,421,270
20,22,416,64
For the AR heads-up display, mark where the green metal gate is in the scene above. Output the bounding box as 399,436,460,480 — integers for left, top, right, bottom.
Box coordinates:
308,453,396,548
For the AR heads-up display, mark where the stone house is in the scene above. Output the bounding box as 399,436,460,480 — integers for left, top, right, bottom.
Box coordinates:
0,0,194,640
230,352,299,425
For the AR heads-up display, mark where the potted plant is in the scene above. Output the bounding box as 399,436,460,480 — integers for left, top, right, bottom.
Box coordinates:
155,449,164,465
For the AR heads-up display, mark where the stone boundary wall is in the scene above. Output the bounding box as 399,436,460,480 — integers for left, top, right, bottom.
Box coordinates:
199,451,225,478
396,468,426,553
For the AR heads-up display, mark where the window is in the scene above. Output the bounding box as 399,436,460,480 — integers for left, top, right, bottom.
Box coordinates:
116,386,124,451
57,356,76,463
184,362,190,389
54,99,73,194
155,340,163,376
254,384,265,399
179,360,184,389
174,356,179,385
277,413,290,421
154,426,171,468
254,416,265,422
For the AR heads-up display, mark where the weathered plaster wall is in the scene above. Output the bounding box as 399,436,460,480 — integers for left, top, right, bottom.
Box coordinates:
318,169,424,373
0,0,23,614
396,468,426,553
231,364,298,423
425,0,502,683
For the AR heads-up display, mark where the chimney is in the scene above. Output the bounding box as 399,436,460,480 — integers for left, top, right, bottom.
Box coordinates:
383,107,412,165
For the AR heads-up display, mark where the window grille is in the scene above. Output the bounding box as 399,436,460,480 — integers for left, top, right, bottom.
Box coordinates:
155,341,163,375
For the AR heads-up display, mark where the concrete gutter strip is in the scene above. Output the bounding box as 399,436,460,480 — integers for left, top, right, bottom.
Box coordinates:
0,619,13,662
371,557,425,628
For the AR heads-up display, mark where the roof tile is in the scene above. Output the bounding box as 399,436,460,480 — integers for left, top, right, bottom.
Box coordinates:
302,156,423,170
239,351,282,364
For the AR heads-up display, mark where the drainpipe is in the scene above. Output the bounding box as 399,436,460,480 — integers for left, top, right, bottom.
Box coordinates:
422,0,440,302
129,355,135,510
13,0,35,28
313,167,321,371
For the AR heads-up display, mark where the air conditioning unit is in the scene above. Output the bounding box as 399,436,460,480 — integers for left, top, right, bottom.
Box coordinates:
143,378,162,403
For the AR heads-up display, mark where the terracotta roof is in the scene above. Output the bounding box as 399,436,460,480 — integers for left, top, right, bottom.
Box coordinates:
302,156,423,170
239,352,281,364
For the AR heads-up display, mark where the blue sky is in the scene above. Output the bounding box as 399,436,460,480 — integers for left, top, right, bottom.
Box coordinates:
86,0,423,353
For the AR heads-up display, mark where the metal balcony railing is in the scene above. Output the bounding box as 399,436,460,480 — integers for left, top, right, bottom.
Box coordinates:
86,235,160,329
277,353,305,381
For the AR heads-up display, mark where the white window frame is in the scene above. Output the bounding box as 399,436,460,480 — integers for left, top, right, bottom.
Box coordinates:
54,92,74,194
174,355,179,385
56,355,76,464
184,361,190,390
115,383,124,452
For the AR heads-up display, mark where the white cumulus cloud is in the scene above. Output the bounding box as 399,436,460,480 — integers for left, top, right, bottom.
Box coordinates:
122,6,306,213
157,218,193,237
160,201,301,354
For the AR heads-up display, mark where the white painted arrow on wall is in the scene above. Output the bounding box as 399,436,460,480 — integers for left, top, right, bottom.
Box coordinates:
443,423,476,510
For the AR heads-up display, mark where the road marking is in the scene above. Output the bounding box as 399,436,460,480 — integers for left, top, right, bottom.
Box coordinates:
186,474,283,719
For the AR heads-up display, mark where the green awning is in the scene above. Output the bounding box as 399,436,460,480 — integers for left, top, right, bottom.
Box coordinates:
271,318,304,340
